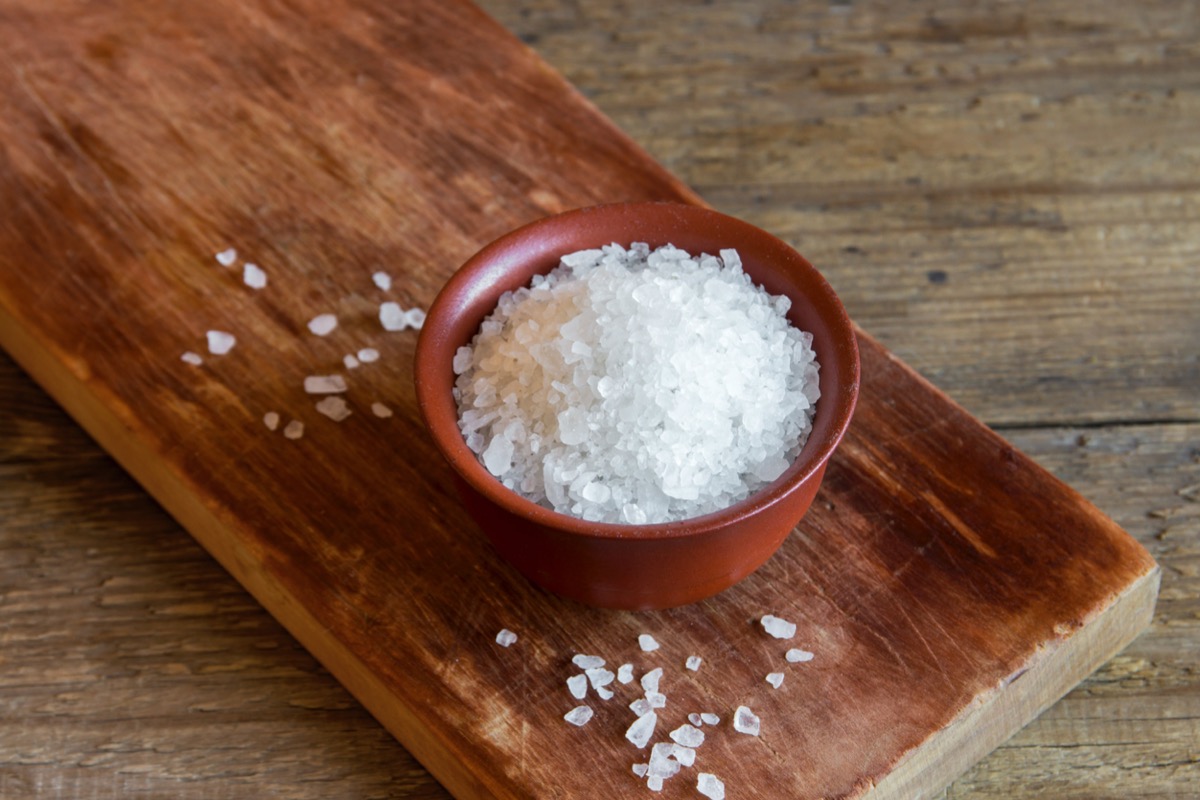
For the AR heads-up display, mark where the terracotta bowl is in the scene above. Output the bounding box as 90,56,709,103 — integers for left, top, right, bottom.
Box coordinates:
414,202,859,610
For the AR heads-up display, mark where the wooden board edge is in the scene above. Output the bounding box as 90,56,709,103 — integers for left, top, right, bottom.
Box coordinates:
0,307,514,799
868,564,1162,800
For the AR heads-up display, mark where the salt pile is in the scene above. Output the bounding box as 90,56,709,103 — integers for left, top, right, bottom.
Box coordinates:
453,243,820,524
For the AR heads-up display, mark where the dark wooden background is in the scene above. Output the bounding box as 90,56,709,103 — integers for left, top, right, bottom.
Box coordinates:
2,0,1196,797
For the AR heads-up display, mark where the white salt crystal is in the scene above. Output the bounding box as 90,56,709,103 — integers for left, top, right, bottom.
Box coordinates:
495,628,517,647
263,411,280,431
180,351,203,366
617,664,634,684
567,674,588,700
671,744,696,767
206,330,235,355
647,776,663,792
586,667,615,689
379,302,407,331
688,713,703,727
632,763,649,778
452,347,472,375
283,420,304,440
669,724,705,748
766,672,785,689
733,706,760,736
596,686,614,700
786,648,815,663
371,402,394,419
563,706,593,727
697,773,726,800
761,614,797,639
307,313,338,336
700,712,720,726
572,654,605,670
343,354,360,369
405,308,426,330
215,248,237,267
482,435,513,476
685,656,702,671
304,375,348,394
629,698,652,717
243,263,267,289
315,396,352,421
638,634,660,653
648,744,681,782
640,667,663,694
357,347,380,363
645,691,666,709
372,271,392,291
625,711,657,749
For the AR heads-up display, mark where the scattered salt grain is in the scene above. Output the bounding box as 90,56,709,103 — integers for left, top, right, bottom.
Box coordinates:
685,656,702,671
263,412,280,431
586,667,615,690
669,724,705,748
700,712,720,726
206,330,236,355
688,713,703,727
640,667,663,694
648,743,682,781
761,614,797,640
632,764,649,778
671,744,696,767
371,402,394,419
639,634,660,653
617,664,634,684
453,243,821,524
647,776,663,792
572,654,605,670
181,351,203,366
343,354,360,369
307,314,338,336
304,375,348,394
645,691,666,709
629,698,652,717
625,710,657,749
596,685,614,700
766,672,785,689
379,302,407,331
372,271,392,291
564,706,593,727
786,648,815,663
357,347,380,363
495,628,518,647
733,705,761,736
243,263,267,289
315,396,352,421
405,308,426,330
283,420,304,440
215,248,237,267
697,773,726,800
567,674,588,700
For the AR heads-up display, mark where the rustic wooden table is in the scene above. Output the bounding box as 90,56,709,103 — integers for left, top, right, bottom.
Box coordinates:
1,1,1196,797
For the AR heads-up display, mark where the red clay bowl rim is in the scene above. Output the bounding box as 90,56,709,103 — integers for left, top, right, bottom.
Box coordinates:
415,201,860,541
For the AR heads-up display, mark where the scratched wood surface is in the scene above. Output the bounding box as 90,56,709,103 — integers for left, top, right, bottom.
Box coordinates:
0,2,1192,799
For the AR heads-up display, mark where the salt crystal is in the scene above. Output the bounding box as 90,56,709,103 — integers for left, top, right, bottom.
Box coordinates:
344,354,360,369
648,743,681,780
685,656,702,671
617,664,634,684
572,654,605,670
596,686,614,700
215,248,237,267
697,773,726,800
700,712,720,726
357,347,380,363
372,271,392,291
304,375,348,394
263,411,280,431
671,744,696,767
629,698,652,717
625,711,657,749
567,674,588,700
733,705,760,736
760,614,797,639
380,302,407,331
563,706,593,727
307,314,338,336
669,724,705,748
786,648,815,663
405,308,426,330
647,776,663,792
586,667,615,689
688,713,703,727
243,263,267,289
206,330,235,355
180,351,203,366
371,402,394,419
766,672,785,689
495,628,517,647
632,764,649,778
645,691,666,709
638,634,660,653
640,667,663,694
315,396,352,421
283,420,304,440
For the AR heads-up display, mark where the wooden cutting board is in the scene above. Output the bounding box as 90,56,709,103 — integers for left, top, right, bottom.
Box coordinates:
0,1,1158,798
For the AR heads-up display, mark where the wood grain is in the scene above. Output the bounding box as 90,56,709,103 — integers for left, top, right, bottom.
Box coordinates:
2,1,1190,800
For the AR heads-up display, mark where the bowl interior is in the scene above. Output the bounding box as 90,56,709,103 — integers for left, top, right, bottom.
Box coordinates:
414,202,859,538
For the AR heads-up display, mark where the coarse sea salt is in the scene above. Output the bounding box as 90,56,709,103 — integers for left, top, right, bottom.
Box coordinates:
283,420,304,440
700,712,720,726
626,710,657,749
206,330,236,355
315,396,352,421
495,628,518,647
380,302,407,331
344,354,361,370
786,648,815,663
215,248,237,267
617,664,634,684
453,243,820,524
564,706,593,727
304,375,348,394
243,263,267,289
357,347,380,363
733,705,761,736
371,402,394,419
263,411,280,431
761,614,797,639
766,672,785,689
567,674,588,700
669,724,704,748
638,634,660,653
181,351,203,366
572,654,605,670
697,773,726,800
685,655,702,671
308,313,338,336
372,271,392,291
